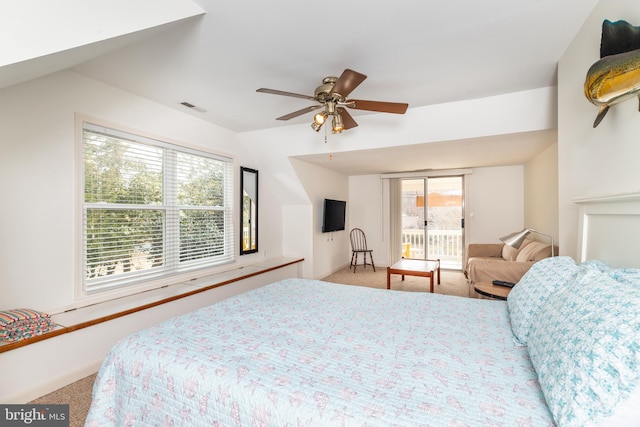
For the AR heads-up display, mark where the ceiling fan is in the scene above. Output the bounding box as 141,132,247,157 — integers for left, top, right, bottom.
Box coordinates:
256,69,409,133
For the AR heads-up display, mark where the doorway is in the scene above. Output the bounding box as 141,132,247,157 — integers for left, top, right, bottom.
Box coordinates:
401,176,464,270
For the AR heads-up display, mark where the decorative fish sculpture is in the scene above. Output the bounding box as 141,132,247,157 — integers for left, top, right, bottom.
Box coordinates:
584,49,640,127
584,20,640,127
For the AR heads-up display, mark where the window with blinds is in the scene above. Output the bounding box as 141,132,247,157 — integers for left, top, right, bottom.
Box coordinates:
81,122,234,294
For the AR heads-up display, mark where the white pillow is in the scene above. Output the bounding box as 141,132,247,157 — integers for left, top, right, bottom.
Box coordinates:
581,259,640,286
507,256,579,345
527,268,640,427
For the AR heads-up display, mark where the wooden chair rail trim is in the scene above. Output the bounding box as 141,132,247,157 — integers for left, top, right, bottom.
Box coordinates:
0,257,304,353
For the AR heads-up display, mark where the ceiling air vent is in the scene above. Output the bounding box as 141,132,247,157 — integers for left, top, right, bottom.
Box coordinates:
180,101,207,113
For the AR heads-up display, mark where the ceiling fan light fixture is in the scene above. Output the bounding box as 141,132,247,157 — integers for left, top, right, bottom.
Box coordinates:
313,111,327,125
311,121,323,132
332,114,344,134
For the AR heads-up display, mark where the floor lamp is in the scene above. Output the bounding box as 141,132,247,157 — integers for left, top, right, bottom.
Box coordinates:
500,228,555,257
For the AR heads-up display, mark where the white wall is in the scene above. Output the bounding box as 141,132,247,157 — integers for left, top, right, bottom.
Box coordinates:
524,143,559,247
466,166,525,244
349,175,386,264
290,159,349,278
558,0,640,259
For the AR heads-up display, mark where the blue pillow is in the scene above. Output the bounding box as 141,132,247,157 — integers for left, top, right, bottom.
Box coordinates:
507,256,579,345
527,268,640,427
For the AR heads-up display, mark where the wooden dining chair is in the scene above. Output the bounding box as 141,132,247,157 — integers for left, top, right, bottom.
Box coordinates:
349,228,375,272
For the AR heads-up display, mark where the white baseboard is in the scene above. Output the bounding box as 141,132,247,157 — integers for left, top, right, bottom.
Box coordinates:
5,360,101,404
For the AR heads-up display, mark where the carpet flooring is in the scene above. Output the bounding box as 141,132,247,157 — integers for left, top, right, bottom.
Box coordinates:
323,265,470,298
27,266,471,426
28,373,97,427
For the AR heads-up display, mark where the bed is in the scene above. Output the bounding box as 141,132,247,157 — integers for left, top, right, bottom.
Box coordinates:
85,195,640,427
85,278,554,426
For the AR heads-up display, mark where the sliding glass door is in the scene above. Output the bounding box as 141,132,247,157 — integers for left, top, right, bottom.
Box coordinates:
401,176,464,269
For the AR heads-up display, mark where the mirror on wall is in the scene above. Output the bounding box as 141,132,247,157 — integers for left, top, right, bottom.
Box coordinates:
240,167,258,255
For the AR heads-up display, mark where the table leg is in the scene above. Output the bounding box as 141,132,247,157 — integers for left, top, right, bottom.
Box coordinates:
386,268,391,289
430,274,434,293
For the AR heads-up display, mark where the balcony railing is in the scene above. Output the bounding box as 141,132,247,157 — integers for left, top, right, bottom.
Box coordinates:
402,229,463,269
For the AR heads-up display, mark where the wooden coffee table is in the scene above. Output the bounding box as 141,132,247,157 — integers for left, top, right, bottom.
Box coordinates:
473,282,512,300
387,258,440,293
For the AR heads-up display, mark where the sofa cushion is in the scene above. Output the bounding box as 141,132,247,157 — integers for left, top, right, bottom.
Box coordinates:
501,240,527,261
515,241,551,262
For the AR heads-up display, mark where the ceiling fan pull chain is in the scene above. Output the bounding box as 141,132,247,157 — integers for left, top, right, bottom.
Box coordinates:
324,125,333,159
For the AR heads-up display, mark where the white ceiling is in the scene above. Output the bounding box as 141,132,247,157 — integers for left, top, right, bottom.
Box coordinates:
3,0,599,174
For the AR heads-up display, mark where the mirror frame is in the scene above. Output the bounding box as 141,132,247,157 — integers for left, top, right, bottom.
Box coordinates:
240,166,258,255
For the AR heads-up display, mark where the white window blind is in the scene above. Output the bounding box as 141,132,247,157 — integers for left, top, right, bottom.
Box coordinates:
82,122,234,294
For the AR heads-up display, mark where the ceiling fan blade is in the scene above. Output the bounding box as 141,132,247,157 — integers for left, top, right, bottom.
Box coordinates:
257,88,316,101
338,108,358,130
328,69,367,98
276,105,322,121
348,99,409,114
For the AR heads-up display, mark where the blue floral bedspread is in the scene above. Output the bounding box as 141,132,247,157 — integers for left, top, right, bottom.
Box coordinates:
85,278,554,426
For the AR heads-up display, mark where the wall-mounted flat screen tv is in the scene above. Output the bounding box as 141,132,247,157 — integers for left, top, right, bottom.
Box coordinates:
322,198,346,232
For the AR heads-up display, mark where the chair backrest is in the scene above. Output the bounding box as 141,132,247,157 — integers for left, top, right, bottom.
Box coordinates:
350,228,369,251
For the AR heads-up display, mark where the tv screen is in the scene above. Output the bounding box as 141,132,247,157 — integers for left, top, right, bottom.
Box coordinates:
322,198,346,232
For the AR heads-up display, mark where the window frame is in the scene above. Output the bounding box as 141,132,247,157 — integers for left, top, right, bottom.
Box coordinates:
75,115,235,302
